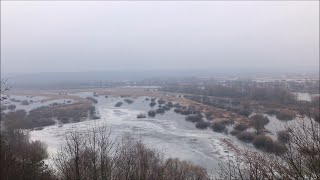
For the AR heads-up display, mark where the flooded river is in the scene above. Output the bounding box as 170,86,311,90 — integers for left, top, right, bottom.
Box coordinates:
28,93,244,174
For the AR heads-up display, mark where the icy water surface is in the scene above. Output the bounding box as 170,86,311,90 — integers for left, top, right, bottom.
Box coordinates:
30,94,243,173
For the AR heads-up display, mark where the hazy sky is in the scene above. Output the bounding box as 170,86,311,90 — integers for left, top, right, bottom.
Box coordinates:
1,1,319,74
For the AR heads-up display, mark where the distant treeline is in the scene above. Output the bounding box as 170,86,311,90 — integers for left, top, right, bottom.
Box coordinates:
162,84,298,105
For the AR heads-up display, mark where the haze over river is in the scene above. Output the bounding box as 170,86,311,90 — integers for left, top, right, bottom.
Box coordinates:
29,93,243,173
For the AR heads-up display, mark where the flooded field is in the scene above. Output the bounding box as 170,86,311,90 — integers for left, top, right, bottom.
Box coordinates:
17,92,246,173
4,91,302,174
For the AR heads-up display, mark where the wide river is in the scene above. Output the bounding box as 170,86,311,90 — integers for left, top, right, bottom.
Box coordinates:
27,92,246,174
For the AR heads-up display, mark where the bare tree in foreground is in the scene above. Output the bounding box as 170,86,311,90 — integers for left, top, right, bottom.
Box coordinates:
53,124,209,180
1,80,55,180
0,129,55,180
218,104,320,180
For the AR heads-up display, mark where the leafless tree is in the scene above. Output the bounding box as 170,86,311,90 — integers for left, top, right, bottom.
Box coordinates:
1,80,55,180
1,130,55,180
217,106,320,180
53,124,209,180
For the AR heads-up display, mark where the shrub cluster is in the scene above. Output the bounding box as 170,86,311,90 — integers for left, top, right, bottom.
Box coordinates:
137,114,146,118
148,110,156,117
158,99,166,105
174,106,200,116
114,102,123,107
195,121,210,129
185,114,203,123
253,135,286,154
166,101,173,108
266,109,296,121
212,122,226,133
276,110,296,121
233,123,249,131
205,111,214,119
277,130,291,143
236,131,256,143
156,108,165,114
21,100,30,105
174,108,182,113
149,102,156,107
230,129,240,136
124,98,134,104
250,114,270,130
8,104,16,111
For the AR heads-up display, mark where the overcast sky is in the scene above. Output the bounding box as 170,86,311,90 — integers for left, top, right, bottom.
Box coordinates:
1,1,319,74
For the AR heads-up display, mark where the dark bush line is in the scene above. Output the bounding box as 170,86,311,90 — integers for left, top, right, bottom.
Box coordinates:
184,95,253,117
3,109,56,129
162,84,298,106
2,102,96,129
174,106,200,116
